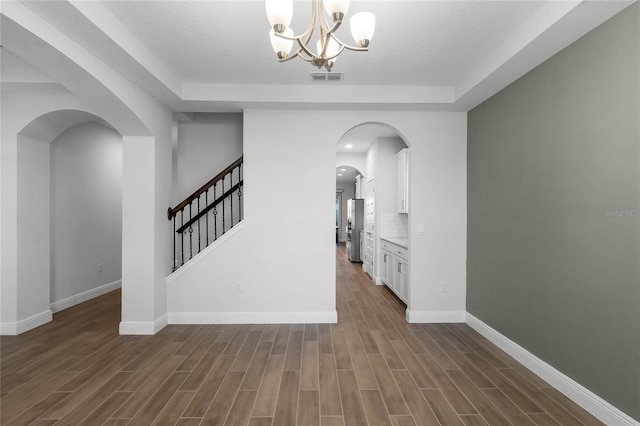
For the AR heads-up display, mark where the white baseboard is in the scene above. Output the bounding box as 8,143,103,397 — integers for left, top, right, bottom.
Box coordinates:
465,313,639,426
406,309,465,323
119,314,168,335
168,311,338,325
0,310,52,335
50,279,122,313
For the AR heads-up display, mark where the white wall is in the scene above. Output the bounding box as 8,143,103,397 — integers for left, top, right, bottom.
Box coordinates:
17,135,51,320
50,122,122,307
168,110,467,324
177,113,243,202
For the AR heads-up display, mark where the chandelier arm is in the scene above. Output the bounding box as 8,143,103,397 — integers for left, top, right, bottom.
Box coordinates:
278,44,315,63
340,43,368,52
296,37,319,61
328,33,368,52
279,51,313,63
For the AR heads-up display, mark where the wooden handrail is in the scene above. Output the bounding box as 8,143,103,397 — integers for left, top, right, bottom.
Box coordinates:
168,156,243,219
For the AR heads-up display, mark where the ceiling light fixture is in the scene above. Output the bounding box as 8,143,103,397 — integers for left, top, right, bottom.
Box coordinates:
345,144,353,149
266,0,375,72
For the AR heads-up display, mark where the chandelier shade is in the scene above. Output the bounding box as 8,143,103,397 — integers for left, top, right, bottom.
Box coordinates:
350,12,375,48
270,27,294,59
265,0,293,32
266,0,375,72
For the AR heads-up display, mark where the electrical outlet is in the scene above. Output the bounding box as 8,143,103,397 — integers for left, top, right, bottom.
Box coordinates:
234,282,243,293
98,262,103,273
439,281,447,292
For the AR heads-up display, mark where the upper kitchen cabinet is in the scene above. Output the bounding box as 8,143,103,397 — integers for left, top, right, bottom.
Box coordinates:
397,148,409,213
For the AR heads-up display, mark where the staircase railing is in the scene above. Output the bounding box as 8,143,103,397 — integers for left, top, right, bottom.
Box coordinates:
168,156,243,271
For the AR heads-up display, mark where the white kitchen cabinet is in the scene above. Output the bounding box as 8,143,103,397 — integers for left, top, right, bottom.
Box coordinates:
394,257,409,303
397,149,409,214
364,231,374,278
380,251,390,285
359,230,365,263
381,238,409,304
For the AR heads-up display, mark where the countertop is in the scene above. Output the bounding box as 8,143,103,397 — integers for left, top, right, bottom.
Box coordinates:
380,237,408,249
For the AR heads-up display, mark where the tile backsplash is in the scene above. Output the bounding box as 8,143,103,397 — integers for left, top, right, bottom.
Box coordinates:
379,213,408,238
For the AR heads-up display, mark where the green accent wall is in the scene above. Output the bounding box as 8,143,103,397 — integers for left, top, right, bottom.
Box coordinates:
467,3,640,420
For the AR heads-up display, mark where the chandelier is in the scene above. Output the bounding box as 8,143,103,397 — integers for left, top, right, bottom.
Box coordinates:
266,0,376,72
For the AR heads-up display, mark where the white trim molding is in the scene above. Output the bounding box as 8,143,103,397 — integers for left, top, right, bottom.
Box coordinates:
50,279,122,313
119,314,168,335
406,309,465,323
168,311,338,325
0,310,52,335
466,313,640,426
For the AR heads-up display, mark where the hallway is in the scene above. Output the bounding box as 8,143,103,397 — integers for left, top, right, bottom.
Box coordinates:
0,246,601,425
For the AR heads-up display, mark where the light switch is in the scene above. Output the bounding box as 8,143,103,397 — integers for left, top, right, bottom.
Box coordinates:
417,224,424,236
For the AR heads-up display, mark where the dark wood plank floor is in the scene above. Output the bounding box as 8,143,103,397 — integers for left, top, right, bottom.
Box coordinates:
1,245,603,425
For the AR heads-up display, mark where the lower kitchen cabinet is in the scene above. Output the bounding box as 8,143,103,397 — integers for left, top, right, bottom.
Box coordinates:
363,231,374,278
380,239,409,303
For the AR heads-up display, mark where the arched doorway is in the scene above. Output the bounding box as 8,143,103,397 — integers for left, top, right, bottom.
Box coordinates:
335,122,410,298
15,110,123,331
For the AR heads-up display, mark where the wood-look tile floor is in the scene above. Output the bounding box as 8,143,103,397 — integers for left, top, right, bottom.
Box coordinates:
1,245,604,425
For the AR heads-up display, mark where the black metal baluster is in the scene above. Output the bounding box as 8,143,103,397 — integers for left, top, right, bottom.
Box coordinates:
222,176,226,234
205,189,209,246
188,202,193,260
238,163,242,221
213,183,217,240
197,195,201,254
180,210,185,267
230,171,234,227
172,215,176,271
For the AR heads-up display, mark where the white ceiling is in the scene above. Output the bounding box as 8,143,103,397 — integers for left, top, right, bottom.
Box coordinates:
3,0,635,112
336,165,359,184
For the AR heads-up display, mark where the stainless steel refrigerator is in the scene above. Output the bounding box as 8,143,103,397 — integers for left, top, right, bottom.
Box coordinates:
346,199,364,262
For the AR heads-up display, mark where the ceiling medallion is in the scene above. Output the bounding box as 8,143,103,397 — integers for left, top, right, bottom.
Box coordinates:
266,0,375,72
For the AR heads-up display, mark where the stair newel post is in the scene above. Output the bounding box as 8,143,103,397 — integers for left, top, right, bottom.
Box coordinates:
172,214,176,272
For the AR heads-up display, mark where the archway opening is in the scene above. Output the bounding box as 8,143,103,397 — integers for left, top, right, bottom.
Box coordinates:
335,122,410,304
16,110,123,331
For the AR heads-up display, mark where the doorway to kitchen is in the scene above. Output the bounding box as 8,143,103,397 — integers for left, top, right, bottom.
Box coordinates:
334,122,409,292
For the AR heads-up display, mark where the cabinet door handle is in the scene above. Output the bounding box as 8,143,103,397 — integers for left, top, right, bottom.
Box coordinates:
398,262,402,273
383,254,387,262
